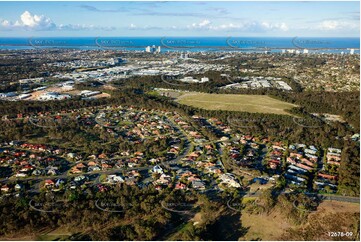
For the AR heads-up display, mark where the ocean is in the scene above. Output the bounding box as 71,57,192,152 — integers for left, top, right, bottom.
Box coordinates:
0,37,359,53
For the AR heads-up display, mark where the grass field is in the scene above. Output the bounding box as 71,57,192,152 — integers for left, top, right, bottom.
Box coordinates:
176,92,297,116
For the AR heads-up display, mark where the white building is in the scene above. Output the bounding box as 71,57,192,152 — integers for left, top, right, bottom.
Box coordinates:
79,90,101,97
180,76,198,83
276,81,292,91
201,77,209,83
106,175,124,183
17,94,31,100
220,173,241,188
38,92,71,101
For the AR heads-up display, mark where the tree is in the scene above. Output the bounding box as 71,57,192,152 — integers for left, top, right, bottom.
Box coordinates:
338,142,360,196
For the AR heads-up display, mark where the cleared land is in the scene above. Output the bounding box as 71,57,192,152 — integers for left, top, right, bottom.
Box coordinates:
240,200,360,241
176,92,297,115
26,87,110,101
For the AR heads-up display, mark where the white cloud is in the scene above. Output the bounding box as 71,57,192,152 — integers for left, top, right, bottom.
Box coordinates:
197,19,211,28
1,11,56,30
19,11,55,30
317,20,358,31
187,19,212,30
58,24,115,31
126,19,289,33
1,20,11,28
129,23,137,29
261,22,289,31
187,19,288,32
127,23,162,31
1,11,114,31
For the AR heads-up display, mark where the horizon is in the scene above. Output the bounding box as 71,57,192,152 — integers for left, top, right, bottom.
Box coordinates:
1,36,359,51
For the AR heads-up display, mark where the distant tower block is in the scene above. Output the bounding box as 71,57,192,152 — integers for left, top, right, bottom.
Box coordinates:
350,49,355,55
303,49,309,54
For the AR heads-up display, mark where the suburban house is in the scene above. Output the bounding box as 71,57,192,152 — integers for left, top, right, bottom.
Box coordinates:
175,182,187,190
191,180,206,190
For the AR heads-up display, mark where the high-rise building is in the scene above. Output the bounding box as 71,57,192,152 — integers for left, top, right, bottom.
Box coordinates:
145,46,151,52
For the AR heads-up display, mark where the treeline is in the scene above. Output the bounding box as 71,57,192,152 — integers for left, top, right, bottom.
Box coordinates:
338,141,360,196
0,186,240,241
244,191,319,224
0,185,171,240
271,91,360,131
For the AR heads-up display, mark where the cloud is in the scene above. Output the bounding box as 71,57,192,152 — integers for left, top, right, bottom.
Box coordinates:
79,5,129,13
0,11,115,31
316,20,358,31
58,24,115,31
127,23,163,31
134,11,205,17
261,22,289,31
318,20,340,30
344,11,360,21
79,2,169,13
125,19,289,33
206,7,230,15
1,11,56,30
189,19,211,29
127,23,178,31
186,19,289,32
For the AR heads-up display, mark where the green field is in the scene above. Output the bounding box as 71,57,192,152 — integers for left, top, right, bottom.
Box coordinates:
176,92,297,115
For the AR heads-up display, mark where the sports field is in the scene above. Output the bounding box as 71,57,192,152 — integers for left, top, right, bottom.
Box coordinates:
176,92,297,115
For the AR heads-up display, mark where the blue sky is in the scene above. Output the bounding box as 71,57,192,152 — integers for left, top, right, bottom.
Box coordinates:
0,1,359,37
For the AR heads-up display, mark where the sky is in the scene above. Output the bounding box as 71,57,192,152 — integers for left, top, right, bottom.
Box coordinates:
0,1,359,37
